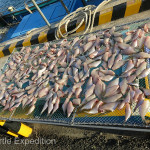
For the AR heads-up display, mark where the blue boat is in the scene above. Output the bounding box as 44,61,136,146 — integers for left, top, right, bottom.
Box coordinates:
1,0,104,42
0,0,59,25
0,0,104,26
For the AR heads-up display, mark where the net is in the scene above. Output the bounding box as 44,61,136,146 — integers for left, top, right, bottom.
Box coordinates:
0,17,150,129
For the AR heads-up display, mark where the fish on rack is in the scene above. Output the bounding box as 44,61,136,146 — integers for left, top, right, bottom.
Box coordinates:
0,21,150,123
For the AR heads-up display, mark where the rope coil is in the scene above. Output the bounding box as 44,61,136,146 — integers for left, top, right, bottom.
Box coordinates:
55,0,111,39
55,5,96,40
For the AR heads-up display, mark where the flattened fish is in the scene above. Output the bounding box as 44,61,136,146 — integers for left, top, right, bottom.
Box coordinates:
139,100,150,121
119,78,128,95
125,103,131,122
85,84,95,99
107,78,119,89
104,85,119,97
81,99,97,110
86,101,103,114
104,94,122,103
67,101,74,117
99,101,119,112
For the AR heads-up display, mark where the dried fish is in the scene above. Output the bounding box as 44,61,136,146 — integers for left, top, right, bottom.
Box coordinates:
119,78,128,95
38,87,50,98
107,78,119,89
125,103,131,122
86,101,103,114
81,99,97,110
139,100,150,121
85,84,95,99
99,101,119,112
104,85,119,97
72,98,81,106
103,94,122,103
67,101,74,117
0,22,150,123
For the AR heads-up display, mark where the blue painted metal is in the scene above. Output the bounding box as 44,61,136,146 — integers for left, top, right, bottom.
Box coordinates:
86,0,104,6
1,25,18,42
1,0,58,17
11,0,84,38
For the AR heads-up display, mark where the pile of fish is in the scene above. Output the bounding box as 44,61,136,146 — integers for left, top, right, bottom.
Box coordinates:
0,22,150,123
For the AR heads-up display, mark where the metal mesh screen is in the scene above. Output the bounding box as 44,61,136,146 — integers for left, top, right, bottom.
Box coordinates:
0,17,150,129
74,17,150,127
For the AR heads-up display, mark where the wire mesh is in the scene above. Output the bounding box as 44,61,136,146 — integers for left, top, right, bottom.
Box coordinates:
0,17,150,129
74,17,150,127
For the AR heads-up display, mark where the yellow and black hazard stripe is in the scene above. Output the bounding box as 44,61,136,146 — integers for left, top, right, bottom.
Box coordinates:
0,0,149,58
0,120,32,137
0,126,18,137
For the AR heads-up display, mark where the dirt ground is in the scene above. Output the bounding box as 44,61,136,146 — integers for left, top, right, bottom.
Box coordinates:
0,123,150,150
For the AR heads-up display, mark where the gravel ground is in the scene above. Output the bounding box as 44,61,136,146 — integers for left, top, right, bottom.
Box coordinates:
0,124,150,150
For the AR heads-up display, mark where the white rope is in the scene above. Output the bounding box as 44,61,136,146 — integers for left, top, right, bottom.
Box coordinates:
55,0,112,39
55,5,96,40
26,28,38,35
90,0,111,32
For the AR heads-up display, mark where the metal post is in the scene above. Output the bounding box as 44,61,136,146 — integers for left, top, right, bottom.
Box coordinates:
31,0,51,28
59,0,70,14
81,0,87,6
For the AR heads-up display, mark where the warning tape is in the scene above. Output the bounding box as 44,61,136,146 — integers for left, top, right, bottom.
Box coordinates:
0,0,149,57
0,120,32,137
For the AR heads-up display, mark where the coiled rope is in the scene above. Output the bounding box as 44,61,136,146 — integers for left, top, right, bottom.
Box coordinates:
55,0,111,40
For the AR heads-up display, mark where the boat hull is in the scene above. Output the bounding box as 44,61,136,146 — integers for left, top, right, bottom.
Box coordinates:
0,0,58,26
